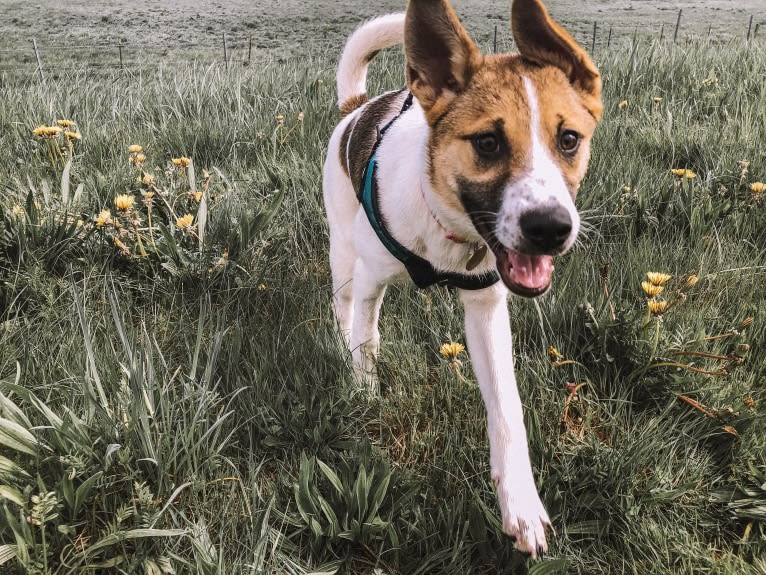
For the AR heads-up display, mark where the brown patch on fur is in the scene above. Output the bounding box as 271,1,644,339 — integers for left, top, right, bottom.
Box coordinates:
339,94,369,118
346,88,408,193
512,0,602,120
338,119,356,177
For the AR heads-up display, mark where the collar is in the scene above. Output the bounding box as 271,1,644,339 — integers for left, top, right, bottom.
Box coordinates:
419,182,468,244
358,91,499,291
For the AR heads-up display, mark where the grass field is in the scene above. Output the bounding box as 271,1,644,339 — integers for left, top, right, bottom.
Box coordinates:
1,2,766,574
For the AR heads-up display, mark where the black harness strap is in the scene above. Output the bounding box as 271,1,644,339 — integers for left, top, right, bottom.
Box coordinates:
358,92,499,291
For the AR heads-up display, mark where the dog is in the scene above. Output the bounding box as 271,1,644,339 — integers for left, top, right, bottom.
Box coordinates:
322,0,602,557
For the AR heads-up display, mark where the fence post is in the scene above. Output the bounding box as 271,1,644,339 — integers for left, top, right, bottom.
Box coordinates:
32,38,44,82
659,24,664,42
493,25,497,53
222,32,229,70
607,25,612,49
746,15,753,41
591,21,597,53
118,44,124,68
248,35,252,64
673,9,682,43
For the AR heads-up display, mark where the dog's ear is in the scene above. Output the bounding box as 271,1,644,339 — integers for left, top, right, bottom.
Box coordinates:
511,0,602,119
405,0,482,121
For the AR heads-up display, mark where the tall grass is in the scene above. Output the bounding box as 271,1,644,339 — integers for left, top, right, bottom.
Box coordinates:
0,37,765,574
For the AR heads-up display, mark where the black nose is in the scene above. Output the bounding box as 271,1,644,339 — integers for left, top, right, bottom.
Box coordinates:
519,206,573,251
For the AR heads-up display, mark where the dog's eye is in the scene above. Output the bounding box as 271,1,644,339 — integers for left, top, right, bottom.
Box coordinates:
471,133,501,157
559,130,581,154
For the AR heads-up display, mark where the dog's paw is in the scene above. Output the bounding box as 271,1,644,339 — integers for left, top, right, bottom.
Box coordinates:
495,476,553,558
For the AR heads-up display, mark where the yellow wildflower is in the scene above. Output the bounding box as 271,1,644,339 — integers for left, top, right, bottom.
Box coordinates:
57,119,75,128
646,272,672,286
114,194,135,211
128,144,143,154
647,299,668,315
193,191,202,202
275,114,285,125
750,182,765,194
701,76,718,86
547,345,563,360
142,172,155,186
671,168,696,179
641,281,664,297
439,342,465,360
653,96,663,104
96,209,112,227
64,130,81,141
682,274,699,289
257,283,267,291
172,156,191,168
32,126,47,137
176,214,194,230
11,204,24,219
135,153,146,165
76,219,84,228
622,185,632,193
618,100,629,109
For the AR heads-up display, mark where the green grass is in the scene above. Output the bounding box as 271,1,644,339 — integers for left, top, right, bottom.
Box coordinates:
1,35,765,574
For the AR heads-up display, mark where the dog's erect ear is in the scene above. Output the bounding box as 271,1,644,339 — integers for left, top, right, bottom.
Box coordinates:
405,0,482,120
511,0,602,119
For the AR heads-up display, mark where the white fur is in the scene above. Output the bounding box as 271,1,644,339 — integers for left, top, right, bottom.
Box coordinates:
323,16,560,558
337,13,406,107
497,77,580,253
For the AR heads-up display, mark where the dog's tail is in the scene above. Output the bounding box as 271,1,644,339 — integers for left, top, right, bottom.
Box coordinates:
337,13,405,117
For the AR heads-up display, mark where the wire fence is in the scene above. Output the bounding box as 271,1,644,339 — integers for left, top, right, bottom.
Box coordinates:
0,9,762,81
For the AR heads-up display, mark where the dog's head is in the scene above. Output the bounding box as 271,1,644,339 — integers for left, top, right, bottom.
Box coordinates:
405,0,601,297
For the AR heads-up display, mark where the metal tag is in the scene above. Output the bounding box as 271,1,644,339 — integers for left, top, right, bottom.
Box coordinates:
465,243,488,271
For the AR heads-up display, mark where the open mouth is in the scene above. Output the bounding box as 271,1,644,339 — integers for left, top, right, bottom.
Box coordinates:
494,247,554,297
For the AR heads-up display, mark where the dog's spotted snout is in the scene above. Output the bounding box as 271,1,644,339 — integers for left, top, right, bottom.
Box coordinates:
519,206,573,251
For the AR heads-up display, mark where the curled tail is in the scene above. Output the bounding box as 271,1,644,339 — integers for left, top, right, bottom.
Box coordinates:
337,13,405,117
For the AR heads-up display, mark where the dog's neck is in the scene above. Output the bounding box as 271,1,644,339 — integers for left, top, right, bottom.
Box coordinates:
419,177,468,244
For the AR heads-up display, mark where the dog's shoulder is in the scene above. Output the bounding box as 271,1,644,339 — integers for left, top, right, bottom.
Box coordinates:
340,88,410,194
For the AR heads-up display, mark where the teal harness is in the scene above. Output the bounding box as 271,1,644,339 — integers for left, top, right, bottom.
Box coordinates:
358,92,499,290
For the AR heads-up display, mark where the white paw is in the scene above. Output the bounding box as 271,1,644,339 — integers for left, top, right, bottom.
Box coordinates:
494,476,553,558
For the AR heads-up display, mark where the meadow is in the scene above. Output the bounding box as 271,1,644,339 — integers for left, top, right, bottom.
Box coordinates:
1,3,766,574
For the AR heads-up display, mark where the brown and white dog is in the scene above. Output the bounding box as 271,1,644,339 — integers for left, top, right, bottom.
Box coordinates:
322,0,601,557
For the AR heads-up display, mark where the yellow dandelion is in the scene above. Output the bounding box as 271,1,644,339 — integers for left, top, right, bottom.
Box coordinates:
750,182,765,194
135,153,146,164
257,283,267,291
176,214,194,229
64,130,81,141
32,126,47,137
96,209,112,227
671,168,697,180
641,281,664,297
128,144,143,154
439,342,465,360
57,119,75,128
618,100,629,109
172,156,191,168
114,194,135,211
682,274,699,289
647,299,668,315
193,191,202,202
646,272,672,286
547,345,562,360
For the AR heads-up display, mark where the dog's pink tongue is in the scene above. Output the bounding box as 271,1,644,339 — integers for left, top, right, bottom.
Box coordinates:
507,252,554,292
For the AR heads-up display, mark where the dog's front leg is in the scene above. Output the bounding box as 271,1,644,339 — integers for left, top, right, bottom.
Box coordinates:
350,259,387,391
460,284,552,557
